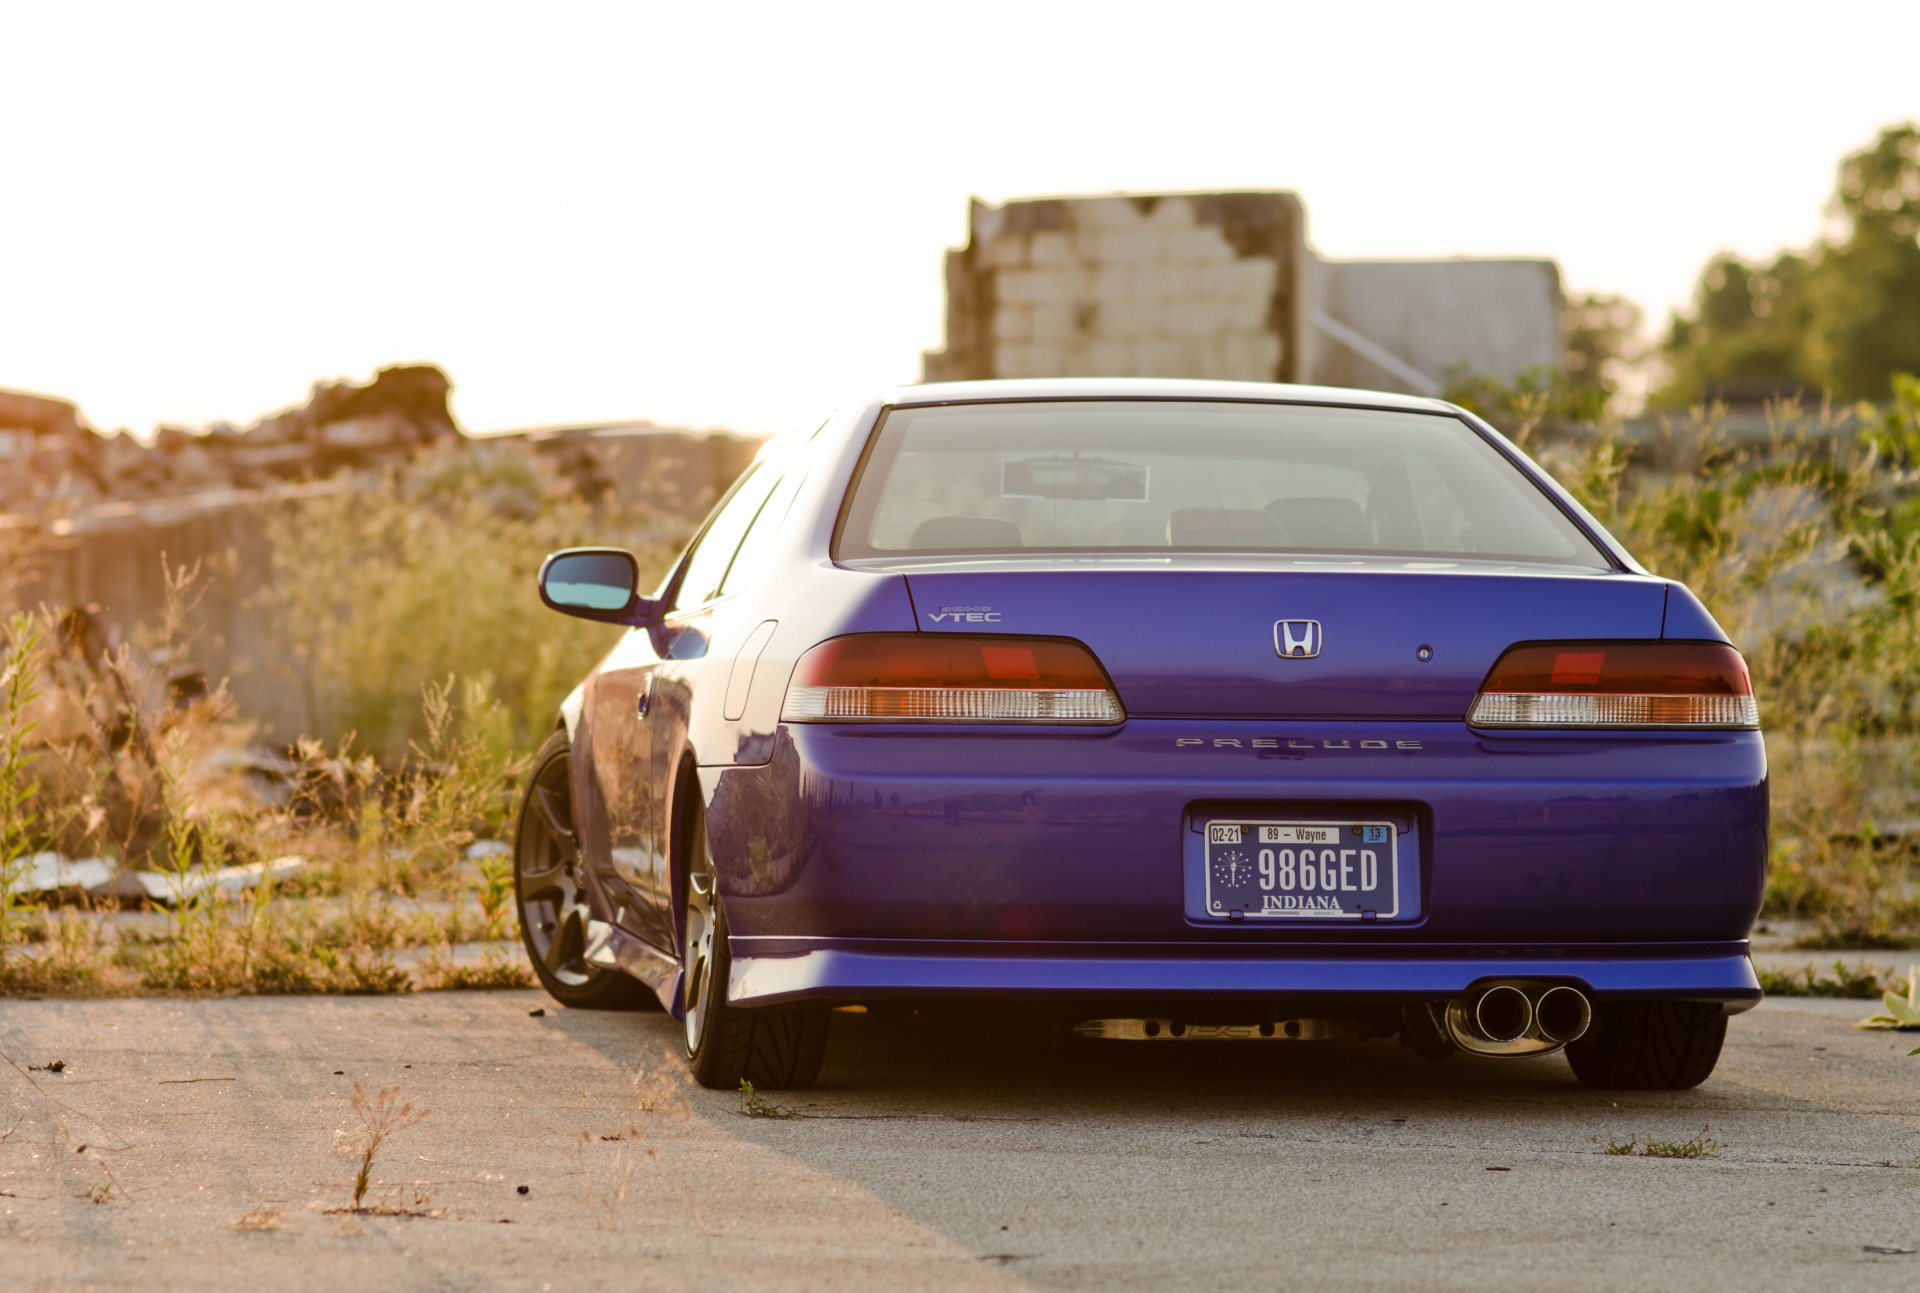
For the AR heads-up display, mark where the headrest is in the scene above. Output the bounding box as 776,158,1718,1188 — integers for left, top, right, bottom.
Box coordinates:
1266,496,1371,548
908,516,1024,549
1166,508,1286,547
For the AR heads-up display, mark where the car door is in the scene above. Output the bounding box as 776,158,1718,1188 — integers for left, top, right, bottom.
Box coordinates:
638,456,789,938
581,623,673,952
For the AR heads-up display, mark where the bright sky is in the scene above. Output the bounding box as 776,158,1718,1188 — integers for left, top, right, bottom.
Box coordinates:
3,1,1916,437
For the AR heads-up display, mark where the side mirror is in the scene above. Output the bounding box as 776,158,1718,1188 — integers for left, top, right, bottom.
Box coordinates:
537,548,658,625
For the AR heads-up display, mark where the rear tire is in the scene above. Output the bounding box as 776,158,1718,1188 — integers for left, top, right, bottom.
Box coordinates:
514,732,657,1011
680,797,828,1091
1565,1000,1728,1090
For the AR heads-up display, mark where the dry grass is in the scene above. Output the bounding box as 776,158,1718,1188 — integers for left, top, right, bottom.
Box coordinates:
1,550,548,994
335,1082,429,1211
232,1207,287,1232
632,1062,695,1119
257,442,677,762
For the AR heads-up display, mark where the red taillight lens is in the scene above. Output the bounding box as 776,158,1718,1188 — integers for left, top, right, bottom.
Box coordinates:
782,635,1124,724
1468,642,1758,728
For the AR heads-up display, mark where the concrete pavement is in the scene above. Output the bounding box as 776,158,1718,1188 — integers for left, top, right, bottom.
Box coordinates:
2,991,1917,1291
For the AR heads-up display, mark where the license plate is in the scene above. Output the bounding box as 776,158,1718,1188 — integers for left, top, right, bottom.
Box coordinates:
1201,819,1399,920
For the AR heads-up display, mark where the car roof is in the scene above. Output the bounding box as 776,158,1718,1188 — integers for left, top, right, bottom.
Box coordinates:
868,377,1461,415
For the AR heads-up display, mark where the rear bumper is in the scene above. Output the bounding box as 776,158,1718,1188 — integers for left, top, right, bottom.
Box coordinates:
728,941,1762,1012
704,718,1768,944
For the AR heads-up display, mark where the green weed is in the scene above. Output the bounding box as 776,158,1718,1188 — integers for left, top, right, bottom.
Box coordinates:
1859,965,1920,1033
0,611,47,959
737,1079,796,1119
259,443,676,761
1758,960,1910,999
1642,1127,1722,1159
422,947,532,991
1606,1126,1722,1159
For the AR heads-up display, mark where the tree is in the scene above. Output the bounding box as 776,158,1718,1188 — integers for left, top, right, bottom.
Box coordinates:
1806,123,1920,400
1655,122,1920,407
1564,291,1646,407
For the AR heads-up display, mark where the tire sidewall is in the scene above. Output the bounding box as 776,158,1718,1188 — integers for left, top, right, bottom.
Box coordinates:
683,800,741,1071
514,731,641,1009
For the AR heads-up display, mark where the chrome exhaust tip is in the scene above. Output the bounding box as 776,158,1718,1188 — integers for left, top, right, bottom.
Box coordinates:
1471,984,1533,1043
1533,985,1593,1044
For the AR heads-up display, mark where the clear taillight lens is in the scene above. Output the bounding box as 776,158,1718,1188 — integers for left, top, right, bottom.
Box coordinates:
1468,642,1759,729
781,635,1125,724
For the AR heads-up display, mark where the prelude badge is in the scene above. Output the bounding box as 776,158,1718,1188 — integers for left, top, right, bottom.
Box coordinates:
1273,619,1322,659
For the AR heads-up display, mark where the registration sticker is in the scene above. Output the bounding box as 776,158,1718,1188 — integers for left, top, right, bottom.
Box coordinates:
1201,818,1399,920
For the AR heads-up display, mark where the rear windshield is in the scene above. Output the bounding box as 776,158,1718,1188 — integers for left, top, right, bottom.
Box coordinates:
835,400,1609,568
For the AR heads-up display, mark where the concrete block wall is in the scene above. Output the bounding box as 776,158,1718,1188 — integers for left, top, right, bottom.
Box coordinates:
923,192,1306,384
924,189,1566,397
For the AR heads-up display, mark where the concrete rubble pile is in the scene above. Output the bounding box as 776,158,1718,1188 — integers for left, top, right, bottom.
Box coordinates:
0,364,461,512
4,839,512,910
4,850,307,907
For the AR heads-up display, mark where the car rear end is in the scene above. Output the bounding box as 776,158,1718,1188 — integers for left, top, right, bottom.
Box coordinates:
711,389,1766,1085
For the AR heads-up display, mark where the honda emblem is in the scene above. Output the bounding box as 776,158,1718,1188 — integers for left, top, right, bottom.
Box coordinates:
1273,619,1323,659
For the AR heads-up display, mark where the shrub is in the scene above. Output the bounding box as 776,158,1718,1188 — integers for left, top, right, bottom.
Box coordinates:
259,442,680,762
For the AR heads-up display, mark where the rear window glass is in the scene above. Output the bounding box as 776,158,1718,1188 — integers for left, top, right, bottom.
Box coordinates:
836,400,1608,568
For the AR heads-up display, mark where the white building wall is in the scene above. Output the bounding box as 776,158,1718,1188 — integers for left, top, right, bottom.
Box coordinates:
1308,258,1563,392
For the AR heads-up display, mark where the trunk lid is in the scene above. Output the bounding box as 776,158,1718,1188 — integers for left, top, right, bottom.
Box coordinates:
900,560,1669,719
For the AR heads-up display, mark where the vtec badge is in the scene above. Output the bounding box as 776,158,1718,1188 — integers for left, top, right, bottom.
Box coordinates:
928,605,1001,624
1274,619,1322,659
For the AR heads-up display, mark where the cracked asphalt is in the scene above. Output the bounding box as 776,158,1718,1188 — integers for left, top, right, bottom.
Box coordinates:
2,991,1917,1291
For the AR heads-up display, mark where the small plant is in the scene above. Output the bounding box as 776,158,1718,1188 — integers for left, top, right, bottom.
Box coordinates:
387,677,523,892
232,1207,286,1231
634,1065,693,1119
338,1083,429,1210
598,1145,637,1230
0,612,47,959
1758,960,1906,1000
1604,1126,1721,1159
579,1129,652,1231
1859,964,1920,1028
474,850,515,942
85,1182,114,1204
1642,1126,1721,1159
419,846,534,990
1859,965,1920,1053
737,1078,796,1119
425,951,532,991
321,947,415,996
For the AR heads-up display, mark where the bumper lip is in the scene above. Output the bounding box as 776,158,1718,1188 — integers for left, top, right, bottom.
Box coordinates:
726,941,1761,1011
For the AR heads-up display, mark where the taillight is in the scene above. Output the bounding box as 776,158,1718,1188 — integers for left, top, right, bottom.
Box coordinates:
1468,642,1759,729
781,634,1125,724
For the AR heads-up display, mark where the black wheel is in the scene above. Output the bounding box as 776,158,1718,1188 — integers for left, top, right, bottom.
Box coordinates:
1565,1000,1728,1090
514,732,655,1010
681,796,828,1091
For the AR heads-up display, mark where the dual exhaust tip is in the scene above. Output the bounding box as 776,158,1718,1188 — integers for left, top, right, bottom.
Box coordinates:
1447,982,1592,1055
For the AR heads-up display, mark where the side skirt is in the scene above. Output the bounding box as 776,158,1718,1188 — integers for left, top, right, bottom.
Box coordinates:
587,919,684,1015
